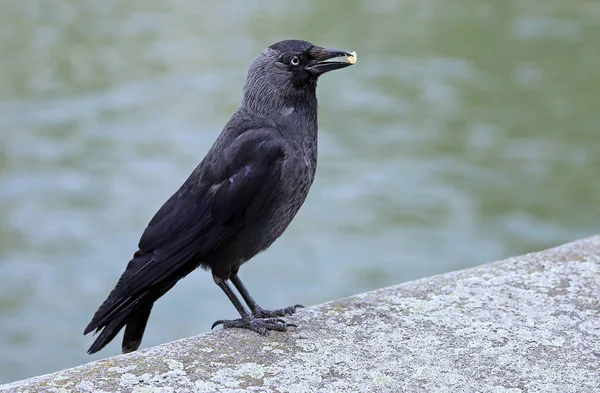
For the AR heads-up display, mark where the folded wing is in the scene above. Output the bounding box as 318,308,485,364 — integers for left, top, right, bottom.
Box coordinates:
84,128,286,347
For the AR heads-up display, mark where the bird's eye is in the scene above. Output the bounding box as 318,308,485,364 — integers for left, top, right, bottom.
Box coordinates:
290,56,300,66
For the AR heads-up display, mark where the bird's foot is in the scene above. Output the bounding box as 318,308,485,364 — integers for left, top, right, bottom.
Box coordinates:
211,315,296,335
251,304,304,318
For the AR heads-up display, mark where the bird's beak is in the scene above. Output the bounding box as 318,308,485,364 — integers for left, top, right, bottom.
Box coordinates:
306,47,356,75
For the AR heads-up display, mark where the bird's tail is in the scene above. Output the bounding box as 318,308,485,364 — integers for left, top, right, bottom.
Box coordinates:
84,250,186,354
85,299,154,355
122,304,153,353
84,251,158,354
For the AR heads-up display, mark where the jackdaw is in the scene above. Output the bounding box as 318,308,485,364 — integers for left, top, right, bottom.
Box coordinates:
84,39,356,354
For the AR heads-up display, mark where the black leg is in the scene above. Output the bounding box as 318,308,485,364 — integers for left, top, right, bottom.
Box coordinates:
213,276,249,317
211,274,295,335
230,274,304,318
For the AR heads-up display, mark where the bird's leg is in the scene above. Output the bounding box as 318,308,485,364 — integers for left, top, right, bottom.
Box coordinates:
230,274,303,318
211,274,293,335
213,275,249,317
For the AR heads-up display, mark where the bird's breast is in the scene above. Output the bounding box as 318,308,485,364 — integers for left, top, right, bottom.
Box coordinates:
276,149,316,216
303,155,312,170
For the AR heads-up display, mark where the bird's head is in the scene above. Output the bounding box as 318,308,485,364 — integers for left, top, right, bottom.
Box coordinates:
242,39,356,114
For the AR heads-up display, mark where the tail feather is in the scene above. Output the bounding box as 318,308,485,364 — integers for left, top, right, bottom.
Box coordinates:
84,252,150,336
84,253,152,354
87,310,130,354
122,304,153,353
84,250,186,354
85,290,149,354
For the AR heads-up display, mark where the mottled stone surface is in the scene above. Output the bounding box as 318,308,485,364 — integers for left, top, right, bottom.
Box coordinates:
2,236,600,393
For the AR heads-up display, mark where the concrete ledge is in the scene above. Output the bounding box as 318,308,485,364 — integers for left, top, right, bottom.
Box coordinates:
2,236,600,393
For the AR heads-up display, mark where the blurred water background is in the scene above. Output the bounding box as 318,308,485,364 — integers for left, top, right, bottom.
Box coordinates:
1,0,599,383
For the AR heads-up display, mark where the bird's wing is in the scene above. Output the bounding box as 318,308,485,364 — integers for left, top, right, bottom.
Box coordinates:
85,128,285,333
138,128,286,258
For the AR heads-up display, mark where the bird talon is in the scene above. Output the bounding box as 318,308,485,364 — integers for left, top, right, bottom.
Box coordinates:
212,315,295,335
285,304,303,315
251,304,305,318
211,320,224,330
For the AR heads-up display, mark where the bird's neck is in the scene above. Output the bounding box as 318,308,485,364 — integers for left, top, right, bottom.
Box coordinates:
242,85,318,121
241,83,319,162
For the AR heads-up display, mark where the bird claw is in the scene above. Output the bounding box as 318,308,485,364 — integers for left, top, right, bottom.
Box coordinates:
252,304,304,318
211,315,296,335
211,320,226,330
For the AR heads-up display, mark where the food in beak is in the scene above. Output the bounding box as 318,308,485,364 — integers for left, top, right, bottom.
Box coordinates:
346,51,357,65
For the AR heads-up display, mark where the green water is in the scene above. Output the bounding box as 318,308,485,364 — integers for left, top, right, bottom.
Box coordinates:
1,0,599,384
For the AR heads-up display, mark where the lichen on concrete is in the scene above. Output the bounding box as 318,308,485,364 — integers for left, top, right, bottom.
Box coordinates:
2,236,600,393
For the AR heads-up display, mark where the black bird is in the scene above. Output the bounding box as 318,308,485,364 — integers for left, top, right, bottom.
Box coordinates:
84,39,355,354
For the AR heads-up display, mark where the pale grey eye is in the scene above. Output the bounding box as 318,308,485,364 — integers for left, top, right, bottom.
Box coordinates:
290,56,300,66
